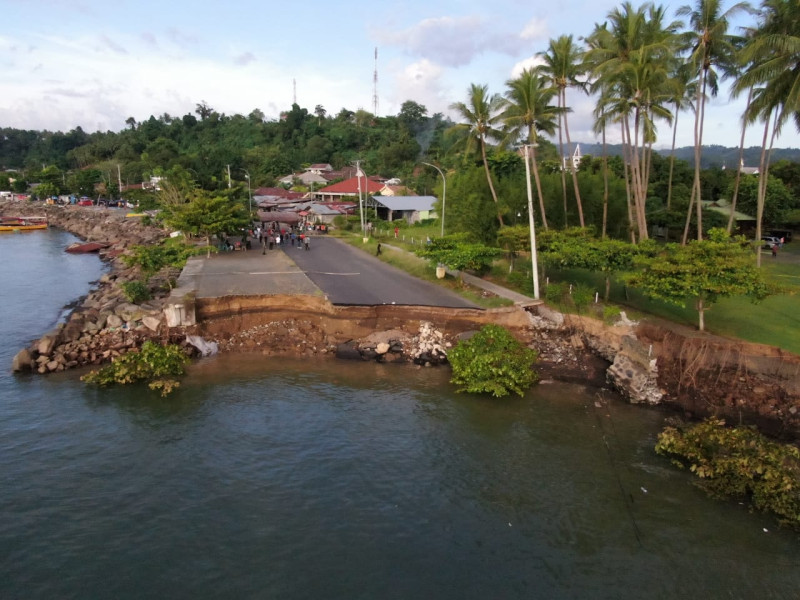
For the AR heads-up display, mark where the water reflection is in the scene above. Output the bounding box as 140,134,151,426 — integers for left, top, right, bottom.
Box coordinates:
4,342,800,599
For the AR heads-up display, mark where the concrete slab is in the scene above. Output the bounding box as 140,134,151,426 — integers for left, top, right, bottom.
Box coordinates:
176,246,321,299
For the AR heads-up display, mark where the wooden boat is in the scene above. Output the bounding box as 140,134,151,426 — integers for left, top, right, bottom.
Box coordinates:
65,241,110,254
0,216,48,232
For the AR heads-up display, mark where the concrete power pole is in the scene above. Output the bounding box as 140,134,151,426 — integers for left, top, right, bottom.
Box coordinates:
227,164,231,189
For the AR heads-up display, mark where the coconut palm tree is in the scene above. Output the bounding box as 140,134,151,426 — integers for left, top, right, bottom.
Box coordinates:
499,68,561,230
734,0,800,265
677,0,751,241
584,3,681,241
450,84,505,227
665,64,696,210
539,35,586,228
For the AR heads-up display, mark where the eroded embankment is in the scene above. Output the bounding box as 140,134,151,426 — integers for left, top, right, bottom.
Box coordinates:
6,201,800,439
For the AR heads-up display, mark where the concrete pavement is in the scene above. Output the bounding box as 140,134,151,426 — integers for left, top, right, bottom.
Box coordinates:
176,243,322,298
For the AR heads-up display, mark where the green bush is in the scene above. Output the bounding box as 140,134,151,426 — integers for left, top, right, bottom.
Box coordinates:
602,305,621,323
507,270,534,294
571,283,596,311
416,238,502,273
121,280,151,303
656,419,800,529
544,281,567,304
448,324,538,397
82,341,189,397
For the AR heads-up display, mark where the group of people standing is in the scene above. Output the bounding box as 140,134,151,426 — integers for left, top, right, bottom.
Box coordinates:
255,225,310,253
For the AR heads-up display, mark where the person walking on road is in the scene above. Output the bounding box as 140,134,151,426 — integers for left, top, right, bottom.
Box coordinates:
304,235,310,251
772,244,778,258
376,243,382,256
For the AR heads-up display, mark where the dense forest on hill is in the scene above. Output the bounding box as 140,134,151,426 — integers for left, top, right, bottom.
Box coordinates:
1,98,799,240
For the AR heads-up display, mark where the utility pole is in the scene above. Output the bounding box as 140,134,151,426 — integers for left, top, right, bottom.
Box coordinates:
356,160,364,234
523,145,540,300
117,164,122,193
227,164,231,189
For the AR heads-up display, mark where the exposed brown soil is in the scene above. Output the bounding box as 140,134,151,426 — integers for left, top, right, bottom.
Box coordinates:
636,320,800,439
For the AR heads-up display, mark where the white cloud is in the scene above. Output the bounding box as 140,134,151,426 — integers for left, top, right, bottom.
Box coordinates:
520,18,548,41
510,56,546,78
384,16,527,67
387,59,450,116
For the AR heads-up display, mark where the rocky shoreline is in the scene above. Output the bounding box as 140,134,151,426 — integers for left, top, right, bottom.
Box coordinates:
4,201,800,440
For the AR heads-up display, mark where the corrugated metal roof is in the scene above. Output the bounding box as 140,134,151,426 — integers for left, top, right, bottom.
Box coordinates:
370,196,437,211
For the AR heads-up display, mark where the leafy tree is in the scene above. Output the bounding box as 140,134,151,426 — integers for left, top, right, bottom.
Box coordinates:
162,190,248,257
195,101,214,120
35,182,59,200
626,228,771,330
448,324,538,397
731,174,795,226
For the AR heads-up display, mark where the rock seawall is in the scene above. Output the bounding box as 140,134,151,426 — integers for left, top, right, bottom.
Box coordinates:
6,201,800,438
3,203,187,373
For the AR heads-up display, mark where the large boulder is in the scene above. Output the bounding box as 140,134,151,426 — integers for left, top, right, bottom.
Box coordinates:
37,334,58,356
11,348,33,372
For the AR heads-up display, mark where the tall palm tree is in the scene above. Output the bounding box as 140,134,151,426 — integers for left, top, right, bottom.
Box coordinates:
450,84,505,227
584,3,680,241
499,68,561,230
677,0,750,240
666,64,696,210
539,35,586,227
734,0,800,265
592,100,613,239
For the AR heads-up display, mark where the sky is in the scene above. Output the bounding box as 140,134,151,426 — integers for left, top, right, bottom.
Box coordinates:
3,0,798,153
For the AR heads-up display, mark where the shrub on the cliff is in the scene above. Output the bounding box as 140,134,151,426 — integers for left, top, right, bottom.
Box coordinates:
448,324,538,398
656,419,800,529
122,241,197,289
82,341,188,397
121,280,151,304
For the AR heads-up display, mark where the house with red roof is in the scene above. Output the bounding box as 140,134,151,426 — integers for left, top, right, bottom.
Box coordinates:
312,176,385,201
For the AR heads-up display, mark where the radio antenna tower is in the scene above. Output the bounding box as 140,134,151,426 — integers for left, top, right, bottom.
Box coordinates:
293,78,297,105
372,47,379,116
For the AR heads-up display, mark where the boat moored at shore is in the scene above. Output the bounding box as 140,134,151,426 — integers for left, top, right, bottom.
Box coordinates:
0,216,48,232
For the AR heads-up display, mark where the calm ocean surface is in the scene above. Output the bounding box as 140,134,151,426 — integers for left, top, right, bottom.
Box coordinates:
2,229,800,599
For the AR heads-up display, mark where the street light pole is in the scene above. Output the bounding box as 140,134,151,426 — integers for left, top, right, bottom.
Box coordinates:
355,160,365,234
422,162,446,237
523,145,540,300
242,169,252,217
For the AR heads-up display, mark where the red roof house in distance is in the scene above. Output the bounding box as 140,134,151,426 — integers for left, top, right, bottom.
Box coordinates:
312,176,384,201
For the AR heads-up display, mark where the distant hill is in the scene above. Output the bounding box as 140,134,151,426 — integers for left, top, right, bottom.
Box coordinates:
574,143,800,169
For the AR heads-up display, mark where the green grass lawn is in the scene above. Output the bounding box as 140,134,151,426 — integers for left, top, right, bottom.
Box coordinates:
542,245,800,355
336,227,800,355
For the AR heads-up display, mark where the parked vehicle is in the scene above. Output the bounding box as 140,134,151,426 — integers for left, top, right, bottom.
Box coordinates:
77,197,93,206
769,230,792,243
761,236,782,249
